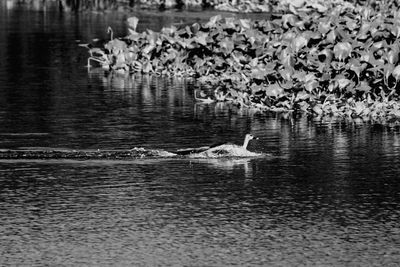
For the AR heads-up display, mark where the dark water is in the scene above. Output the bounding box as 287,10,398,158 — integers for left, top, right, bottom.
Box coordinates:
1,2,400,266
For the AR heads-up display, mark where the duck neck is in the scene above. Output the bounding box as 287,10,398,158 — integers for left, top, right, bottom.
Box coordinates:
242,136,250,149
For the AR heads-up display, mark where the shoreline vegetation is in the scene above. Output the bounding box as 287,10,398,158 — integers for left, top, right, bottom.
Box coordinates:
86,0,400,125
15,0,383,126
15,0,272,12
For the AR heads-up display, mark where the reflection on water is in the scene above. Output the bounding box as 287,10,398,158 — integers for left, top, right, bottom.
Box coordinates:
1,142,400,266
1,2,400,266
4,0,135,12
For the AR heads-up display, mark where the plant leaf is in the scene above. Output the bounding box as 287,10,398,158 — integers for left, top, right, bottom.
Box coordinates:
333,42,352,61
393,65,400,81
206,15,222,28
291,35,308,53
265,84,284,97
220,38,234,54
127,17,139,31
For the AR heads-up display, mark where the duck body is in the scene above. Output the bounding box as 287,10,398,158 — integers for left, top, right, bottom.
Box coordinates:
188,143,262,158
175,134,262,158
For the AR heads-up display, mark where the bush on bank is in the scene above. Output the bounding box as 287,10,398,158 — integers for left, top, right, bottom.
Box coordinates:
86,0,400,124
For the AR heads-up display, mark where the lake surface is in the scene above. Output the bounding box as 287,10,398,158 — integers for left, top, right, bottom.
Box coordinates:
1,2,400,266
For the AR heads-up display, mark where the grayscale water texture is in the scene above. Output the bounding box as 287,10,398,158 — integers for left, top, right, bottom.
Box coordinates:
0,2,399,266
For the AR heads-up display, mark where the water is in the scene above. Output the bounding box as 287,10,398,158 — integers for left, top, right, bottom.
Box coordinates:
1,2,400,266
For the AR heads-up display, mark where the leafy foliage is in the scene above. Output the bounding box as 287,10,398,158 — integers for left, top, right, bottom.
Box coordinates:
86,0,400,123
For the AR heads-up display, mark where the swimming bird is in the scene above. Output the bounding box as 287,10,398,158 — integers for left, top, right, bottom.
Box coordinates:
175,134,262,158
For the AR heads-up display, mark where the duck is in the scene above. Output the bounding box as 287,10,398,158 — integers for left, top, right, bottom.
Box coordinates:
175,134,262,158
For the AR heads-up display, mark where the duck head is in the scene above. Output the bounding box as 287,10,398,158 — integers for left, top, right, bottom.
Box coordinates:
243,134,257,149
